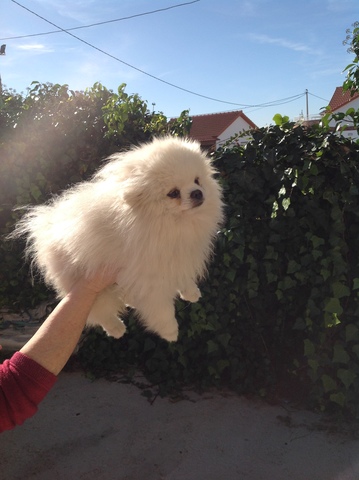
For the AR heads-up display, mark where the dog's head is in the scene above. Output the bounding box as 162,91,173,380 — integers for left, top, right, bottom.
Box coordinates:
100,137,222,219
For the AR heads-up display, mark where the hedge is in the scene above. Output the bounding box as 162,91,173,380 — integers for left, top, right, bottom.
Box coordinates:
80,121,359,416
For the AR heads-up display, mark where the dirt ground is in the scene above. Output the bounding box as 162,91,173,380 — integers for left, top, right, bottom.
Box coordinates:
1,370,359,480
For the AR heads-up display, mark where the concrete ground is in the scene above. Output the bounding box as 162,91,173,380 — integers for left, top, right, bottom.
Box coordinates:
1,370,359,480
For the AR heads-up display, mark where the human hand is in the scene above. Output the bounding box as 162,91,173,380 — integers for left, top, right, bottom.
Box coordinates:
73,269,119,296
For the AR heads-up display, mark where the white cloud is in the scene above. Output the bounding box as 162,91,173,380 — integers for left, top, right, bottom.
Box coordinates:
249,33,322,56
34,0,101,24
16,43,54,53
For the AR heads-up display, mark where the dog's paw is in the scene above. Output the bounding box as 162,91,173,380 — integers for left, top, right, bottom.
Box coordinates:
160,329,178,342
156,321,179,342
180,287,201,303
103,321,126,339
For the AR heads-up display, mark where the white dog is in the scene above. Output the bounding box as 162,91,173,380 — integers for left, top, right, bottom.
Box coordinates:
11,136,223,341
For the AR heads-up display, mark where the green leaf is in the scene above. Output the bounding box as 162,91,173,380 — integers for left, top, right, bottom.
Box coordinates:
287,260,300,274
331,282,350,299
352,345,359,359
330,392,346,407
337,369,356,389
304,339,315,357
223,253,231,267
282,197,291,210
207,340,218,354
266,272,278,284
225,269,236,282
218,333,231,348
309,235,325,248
273,113,283,126
322,374,337,393
308,359,319,376
30,184,42,201
345,324,359,342
333,344,350,364
264,246,278,260
233,247,244,262
324,312,341,328
324,298,343,315
273,113,290,125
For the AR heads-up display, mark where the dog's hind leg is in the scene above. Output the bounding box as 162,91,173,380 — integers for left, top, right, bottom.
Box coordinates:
135,297,179,342
86,285,126,338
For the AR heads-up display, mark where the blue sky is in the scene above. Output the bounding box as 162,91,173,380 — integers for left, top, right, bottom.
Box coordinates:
1,0,358,127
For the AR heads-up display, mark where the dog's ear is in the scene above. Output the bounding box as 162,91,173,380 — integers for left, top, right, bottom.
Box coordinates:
122,173,152,208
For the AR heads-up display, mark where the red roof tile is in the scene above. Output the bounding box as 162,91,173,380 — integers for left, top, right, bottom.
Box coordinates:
328,86,359,112
189,110,257,144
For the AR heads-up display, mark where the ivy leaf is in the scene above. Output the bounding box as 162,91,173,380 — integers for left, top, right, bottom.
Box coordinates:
218,333,231,348
333,344,350,364
207,340,218,354
337,369,356,389
324,298,343,315
345,324,359,342
322,374,337,393
330,392,346,407
331,282,350,299
304,339,315,357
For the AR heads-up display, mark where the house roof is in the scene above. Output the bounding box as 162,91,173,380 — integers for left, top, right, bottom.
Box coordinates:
328,86,359,112
189,110,257,144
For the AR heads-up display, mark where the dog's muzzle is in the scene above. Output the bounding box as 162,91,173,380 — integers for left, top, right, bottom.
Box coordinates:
190,189,204,208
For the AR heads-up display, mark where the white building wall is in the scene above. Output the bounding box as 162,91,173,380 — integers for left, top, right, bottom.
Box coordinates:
216,117,254,148
329,96,359,140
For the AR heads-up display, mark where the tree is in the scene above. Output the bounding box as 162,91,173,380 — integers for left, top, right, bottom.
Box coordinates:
342,21,359,95
320,23,359,137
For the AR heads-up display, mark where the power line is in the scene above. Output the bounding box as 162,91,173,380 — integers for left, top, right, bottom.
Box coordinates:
243,93,305,109
244,93,306,113
1,1,200,41
9,0,311,110
9,0,259,107
308,91,330,103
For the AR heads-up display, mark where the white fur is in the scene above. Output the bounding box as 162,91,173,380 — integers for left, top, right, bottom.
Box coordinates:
11,136,223,341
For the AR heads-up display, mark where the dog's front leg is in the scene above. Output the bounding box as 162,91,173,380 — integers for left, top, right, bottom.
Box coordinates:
86,285,126,338
179,280,201,303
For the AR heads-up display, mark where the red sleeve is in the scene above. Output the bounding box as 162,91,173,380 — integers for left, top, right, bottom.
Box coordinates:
0,351,57,432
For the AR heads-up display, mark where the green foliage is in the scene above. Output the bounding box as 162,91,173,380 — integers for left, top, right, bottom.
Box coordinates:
79,120,359,417
321,22,359,138
273,113,290,126
342,22,359,94
215,124,359,416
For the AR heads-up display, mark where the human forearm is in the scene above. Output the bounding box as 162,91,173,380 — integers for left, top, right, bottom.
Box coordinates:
20,273,116,375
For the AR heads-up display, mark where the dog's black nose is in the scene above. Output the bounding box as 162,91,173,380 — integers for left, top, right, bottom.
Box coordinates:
190,189,203,201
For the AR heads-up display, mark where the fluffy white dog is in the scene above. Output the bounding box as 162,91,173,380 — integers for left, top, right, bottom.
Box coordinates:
11,136,223,341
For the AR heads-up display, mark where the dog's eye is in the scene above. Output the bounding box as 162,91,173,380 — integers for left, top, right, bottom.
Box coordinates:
167,189,181,199
194,177,200,185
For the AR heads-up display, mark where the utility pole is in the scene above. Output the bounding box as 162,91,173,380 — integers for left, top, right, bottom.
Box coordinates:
0,44,6,98
305,89,309,121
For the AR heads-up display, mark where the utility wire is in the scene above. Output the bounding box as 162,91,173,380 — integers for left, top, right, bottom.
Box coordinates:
243,93,305,109
1,1,200,41
10,0,262,107
10,0,309,110
308,91,330,103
